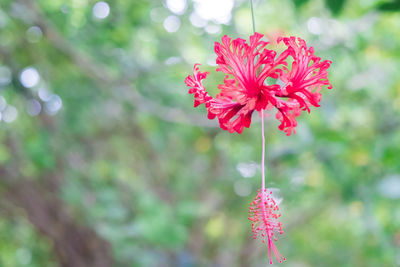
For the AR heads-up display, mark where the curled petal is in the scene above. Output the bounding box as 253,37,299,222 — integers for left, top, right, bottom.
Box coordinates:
184,64,212,107
208,100,254,133
215,33,282,98
275,101,302,136
185,64,255,133
277,36,332,111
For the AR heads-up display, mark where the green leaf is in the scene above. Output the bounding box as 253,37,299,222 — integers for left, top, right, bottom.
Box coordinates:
293,0,310,8
377,0,400,12
325,0,346,15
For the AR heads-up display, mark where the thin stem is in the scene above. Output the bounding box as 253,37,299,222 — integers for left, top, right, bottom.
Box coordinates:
261,109,266,195
250,0,256,34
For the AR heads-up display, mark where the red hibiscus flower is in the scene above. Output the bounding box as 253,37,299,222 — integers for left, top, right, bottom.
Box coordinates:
184,33,332,135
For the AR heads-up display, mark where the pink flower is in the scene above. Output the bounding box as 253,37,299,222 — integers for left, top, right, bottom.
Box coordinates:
248,189,285,264
185,33,332,135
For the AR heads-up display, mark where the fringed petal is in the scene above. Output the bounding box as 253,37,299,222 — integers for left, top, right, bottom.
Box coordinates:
184,64,213,107
214,32,282,98
185,64,255,134
277,36,332,110
185,34,332,135
275,101,302,136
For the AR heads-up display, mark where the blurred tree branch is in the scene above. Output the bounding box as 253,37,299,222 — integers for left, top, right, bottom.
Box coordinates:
0,136,113,267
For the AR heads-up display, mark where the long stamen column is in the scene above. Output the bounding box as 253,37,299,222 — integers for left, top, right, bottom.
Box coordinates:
248,110,286,264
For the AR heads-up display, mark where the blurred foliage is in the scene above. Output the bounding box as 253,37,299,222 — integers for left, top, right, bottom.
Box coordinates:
324,0,346,15
0,0,400,266
378,0,400,11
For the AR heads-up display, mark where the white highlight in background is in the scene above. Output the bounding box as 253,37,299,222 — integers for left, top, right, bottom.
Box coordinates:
166,0,186,15
192,0,233,24
27,99,41,116
2,105,18,123
93,2,110,19
163,15,180,32
20,67,40,88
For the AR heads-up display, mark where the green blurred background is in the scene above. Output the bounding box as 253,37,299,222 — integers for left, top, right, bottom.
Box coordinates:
0,0,400,266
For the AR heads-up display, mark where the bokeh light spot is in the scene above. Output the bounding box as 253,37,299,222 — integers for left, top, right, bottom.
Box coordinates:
307,17,323,35
378,175,400,199
38,87,51,101
44,94,62,115
2,105,18,123
205,24,221,34
192,0,233,24
163,15,180,33
165,57,181,65
166,0,186,15
0,96,6,111
0,9,8,28
189,12,207,28
236,162,257,178
0,66,12,86
26,99,41,116
93,2,110,19
234,180,252,197
26,26,43,43
20,67,40,88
